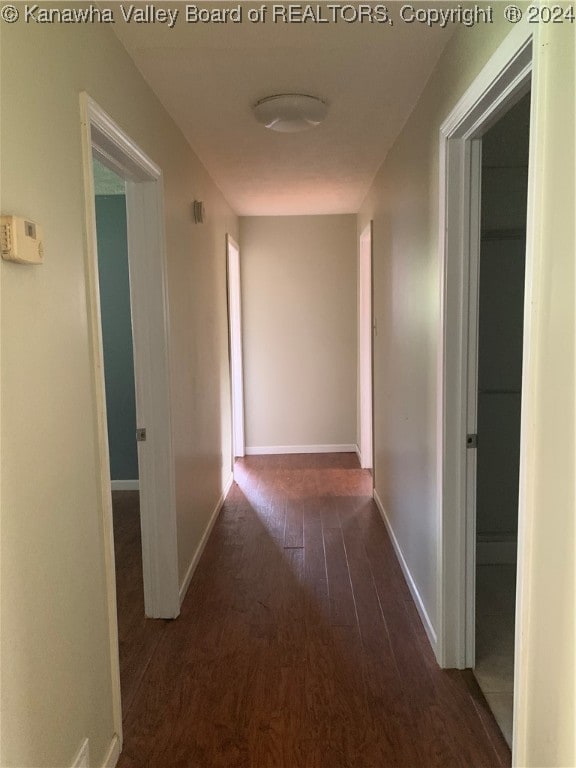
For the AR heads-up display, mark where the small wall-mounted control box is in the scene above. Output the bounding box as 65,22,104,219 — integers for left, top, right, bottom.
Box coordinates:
1,215,44,264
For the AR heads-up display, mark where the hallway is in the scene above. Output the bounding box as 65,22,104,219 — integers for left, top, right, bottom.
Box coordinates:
117,455,509,768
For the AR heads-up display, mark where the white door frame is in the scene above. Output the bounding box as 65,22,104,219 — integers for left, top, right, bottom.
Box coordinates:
80,92,180,736
437,24,533,669
227,235,245,459
359,222,373,470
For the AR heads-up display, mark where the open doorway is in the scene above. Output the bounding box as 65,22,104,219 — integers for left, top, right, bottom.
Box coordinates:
473,92,530,746
359,222,373,471
92,158,152,717
80,94,180,739
437,23,534,757
93,162,139,496
227,234,245,463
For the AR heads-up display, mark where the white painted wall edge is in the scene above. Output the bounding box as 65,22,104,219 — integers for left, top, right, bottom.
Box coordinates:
245,444,357,455
373,490,438,653
101,734,121,768
110,480,139,491
70,738,90,768
178,473,234,605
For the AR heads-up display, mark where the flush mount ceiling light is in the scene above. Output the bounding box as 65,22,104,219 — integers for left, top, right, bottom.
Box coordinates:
253,94,328,133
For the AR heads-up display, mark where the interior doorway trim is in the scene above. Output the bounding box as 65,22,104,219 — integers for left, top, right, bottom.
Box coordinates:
436,23,533,670
80,92,180,731
227,234,245,460
359,222,373,470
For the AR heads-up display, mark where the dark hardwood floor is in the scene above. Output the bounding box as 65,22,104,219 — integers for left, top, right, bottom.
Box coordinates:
112,491,171,717
114,454,510,768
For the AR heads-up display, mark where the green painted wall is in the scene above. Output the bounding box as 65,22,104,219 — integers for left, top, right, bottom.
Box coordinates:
95,195,139,481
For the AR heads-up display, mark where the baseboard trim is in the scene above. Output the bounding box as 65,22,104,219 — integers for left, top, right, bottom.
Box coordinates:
71,738,90,768
245,444,357,455
101,734,121,768
373,489,437,652
477,535,517,565
178,473,234,605
354,444,362,463
110,480,139,491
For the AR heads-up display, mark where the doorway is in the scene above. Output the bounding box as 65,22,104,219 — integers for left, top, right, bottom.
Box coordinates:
359,222,373,471
437,23,533,677
437,25,535,756
472,93,530,745
92,158,151,717
80,94,180,739
227,234,245,462
93,162,138,494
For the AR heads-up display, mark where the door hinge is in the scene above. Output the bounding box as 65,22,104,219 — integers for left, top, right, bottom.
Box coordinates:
136,428,147,442
466,433,478,449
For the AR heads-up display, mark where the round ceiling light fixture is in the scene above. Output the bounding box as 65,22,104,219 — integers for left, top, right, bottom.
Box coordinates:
252,94,328,133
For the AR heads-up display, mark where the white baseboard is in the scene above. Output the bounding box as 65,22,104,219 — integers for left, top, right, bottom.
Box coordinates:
101,734,121,768
373,489,437,652
354,444,362,463
245,444,357,455
71,738,90,768
111,480,139,491
179,473,234,604
477,535,517,564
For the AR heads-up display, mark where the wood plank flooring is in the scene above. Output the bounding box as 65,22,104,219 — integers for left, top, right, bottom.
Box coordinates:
113,491,171,717
115,454,510,768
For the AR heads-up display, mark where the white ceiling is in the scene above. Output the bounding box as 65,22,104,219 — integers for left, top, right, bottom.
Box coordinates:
111,3,455,216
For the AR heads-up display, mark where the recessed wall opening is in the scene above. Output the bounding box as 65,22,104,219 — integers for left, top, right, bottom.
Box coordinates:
80,94,181,739
92,157,151,719
473,91,531,746
227,234,245,464
359,222,374,472
437,22,534,755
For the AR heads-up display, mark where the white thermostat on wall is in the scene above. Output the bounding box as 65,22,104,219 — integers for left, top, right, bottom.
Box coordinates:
1,215,44,264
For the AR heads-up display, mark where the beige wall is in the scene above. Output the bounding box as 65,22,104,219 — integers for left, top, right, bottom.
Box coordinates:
513,22,575,768
358,19,513,633
0,19,236,768
359,15,575,768
240,215,357,450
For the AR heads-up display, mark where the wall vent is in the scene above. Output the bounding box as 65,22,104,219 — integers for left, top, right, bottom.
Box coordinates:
192,200,205,224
